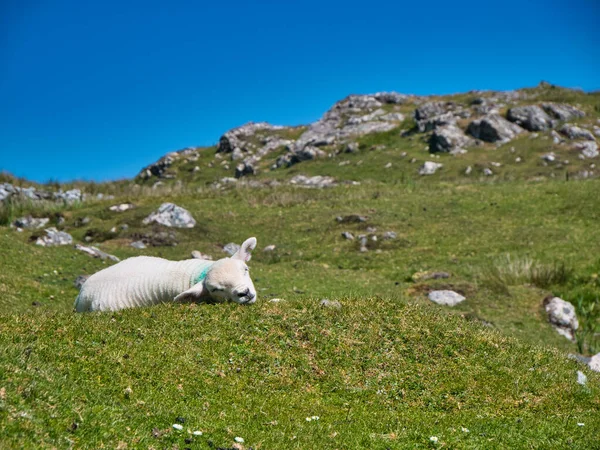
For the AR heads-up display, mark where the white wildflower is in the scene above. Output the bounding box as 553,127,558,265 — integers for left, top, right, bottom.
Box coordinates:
172,424,183,431
311,416,320,421
192,430,203,436
577,423,585,427
430,436,438,443
306,417,312,422
461,427,469,433
234,436,244,443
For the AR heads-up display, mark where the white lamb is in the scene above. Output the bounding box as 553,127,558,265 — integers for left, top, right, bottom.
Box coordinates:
75,237,258,312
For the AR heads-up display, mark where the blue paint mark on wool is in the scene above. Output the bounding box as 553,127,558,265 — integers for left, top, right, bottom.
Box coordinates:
193,265,211,285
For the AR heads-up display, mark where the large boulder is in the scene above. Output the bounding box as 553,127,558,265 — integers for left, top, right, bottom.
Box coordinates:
542,103,585,121
559,124,596,141
507,105,553,131
467,114,524,142
142,203,196,228
274,146,326,169
543,296,579,341
429,124,473,153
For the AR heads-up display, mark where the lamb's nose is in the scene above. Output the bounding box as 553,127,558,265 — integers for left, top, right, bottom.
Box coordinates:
237,288,250,298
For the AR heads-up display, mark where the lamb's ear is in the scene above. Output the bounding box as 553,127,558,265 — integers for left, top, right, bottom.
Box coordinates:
174,283,205,303
232,237,257,262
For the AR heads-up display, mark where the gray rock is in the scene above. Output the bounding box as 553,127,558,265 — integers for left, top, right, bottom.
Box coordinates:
575,141,599,158
54,189,82,204
274,146,326,169
130,240,147,249
74,274,90,290
109,203,135,212
379,112,406,122
191,250,212,260
483,168,494,176
216,122,286,154
235,161,256,178
542,103,585,121
414,102,450,121
263,244,276,252
359,235,368,252
345,142,359,153
543,296,579,341
336,214,367,223
417,112,457,133
75,244,120,262
289,175,337,188
341,231,355,240
429,124,473,153
373,92,411,104
223,242,240,255
12,216,49,229
589,353,600,372
382,231,397,240
542,153,557,163
507,105,553,131
428,290,465,306
559,124,595,141
142,203,196,228
577,370,587,386
419,161,443,175
35,228,73,247
320,299,342,309
467,114,524,142
138,151,179,179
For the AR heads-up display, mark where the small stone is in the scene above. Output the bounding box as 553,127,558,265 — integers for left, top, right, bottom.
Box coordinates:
515,157,522,163
419,161,443,175
384,162,392,169
483,168,493,176
263,244,276,252
109,203,135,212
465,166,472,175
341,231,354,240
269,298,283,303
234,437,244,443
191,250,212,260
172,424,183,431
35,228,73,247
428,290,465,306
320,299,342,309
130,241,147,249
382,231,397,240
577,370,587,386
543,296,579,341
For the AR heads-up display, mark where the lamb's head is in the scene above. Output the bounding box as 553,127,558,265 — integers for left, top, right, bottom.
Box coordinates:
205,237,257,304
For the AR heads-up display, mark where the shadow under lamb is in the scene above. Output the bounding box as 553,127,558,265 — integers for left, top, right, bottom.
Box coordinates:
75,237,257,312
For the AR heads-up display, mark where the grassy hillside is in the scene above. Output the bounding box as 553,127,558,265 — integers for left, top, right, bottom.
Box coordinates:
1,83,600,447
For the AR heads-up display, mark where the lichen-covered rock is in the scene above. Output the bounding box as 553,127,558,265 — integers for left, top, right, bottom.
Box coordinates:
429,124,473,153
589,353,600,372
542,103,585,121
142,203,196,228
75,244,120,262
559,124,595,141
35,228,73,247
419,161,443,175
289,175,337,188
506,105,553,131
428,290,465,306
543,296,579,341
54,189,82,204
467,114,524,142
574,141,599,159
12,216,49,230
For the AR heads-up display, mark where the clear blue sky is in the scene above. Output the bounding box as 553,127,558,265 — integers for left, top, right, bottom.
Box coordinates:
1,0,598,183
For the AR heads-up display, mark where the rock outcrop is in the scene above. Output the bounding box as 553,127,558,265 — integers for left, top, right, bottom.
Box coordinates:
467,114,524,143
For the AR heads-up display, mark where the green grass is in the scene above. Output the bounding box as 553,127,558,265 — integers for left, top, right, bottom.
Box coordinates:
1,84,600,447
1,298,598,449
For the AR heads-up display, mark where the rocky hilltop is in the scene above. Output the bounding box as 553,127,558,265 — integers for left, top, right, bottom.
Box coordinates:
135,81,599,187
